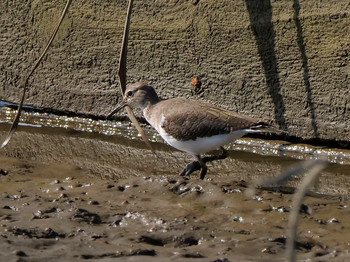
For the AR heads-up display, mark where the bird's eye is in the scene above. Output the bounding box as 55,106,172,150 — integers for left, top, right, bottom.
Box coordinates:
126,90,134,98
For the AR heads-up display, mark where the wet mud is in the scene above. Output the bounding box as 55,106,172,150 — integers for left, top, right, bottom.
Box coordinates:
0,112,350,261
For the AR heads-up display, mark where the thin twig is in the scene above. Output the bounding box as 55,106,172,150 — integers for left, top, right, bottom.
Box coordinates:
246,159,325,197
1,0,73,149
286,160,327,262
118,0,133,93
117,0,155,154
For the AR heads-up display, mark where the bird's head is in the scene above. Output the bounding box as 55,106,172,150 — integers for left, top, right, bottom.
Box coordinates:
107,82,159,118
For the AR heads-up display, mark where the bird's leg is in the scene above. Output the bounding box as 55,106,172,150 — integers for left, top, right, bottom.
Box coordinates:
202,147,228,163
179,148,227,179
180,155,208,179
197,155,208,180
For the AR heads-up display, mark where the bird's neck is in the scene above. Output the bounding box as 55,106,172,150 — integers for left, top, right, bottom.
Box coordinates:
142,100,156,115
141,91,160,110
142,98,162,127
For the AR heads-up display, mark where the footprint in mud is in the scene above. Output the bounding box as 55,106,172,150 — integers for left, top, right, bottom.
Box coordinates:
138,233,199,247
69,208,102,224
9,227,65,239
32,207,61,219
81,249,157,259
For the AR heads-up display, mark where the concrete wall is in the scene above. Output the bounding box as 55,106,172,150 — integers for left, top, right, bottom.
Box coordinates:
1,0,350,143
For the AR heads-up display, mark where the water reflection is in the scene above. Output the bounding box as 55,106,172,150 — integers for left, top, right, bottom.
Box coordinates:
1,105,350,165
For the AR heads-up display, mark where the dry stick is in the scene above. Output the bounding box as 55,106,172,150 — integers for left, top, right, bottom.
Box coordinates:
117,0,155,154
0,0,73,149
286,160,327,262
118,0,132,93
246,159,325,197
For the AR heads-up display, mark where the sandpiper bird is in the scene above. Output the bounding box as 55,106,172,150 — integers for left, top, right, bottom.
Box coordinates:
108,82,277,179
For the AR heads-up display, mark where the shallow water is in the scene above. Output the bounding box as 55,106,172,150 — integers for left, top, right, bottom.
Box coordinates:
0,104,349,261
1,104,350,195
1,104,350,164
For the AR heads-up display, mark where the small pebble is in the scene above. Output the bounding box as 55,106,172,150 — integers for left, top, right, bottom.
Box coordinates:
0,169,9,176
328,218,339,223
50,180,61,185
13,250,27,257
59,193,68,199
192,0,200,5
88,200,99,205
233,216,243,222
261,247,275,254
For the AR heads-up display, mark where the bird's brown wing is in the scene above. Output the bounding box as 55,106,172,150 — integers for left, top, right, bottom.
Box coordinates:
161,99,270,141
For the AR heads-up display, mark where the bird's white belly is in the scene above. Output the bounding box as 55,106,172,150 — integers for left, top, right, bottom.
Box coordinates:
158,128,248,156
144,112,249,155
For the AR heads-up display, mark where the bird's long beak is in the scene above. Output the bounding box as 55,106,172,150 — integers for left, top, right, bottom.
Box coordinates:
107,100,127,119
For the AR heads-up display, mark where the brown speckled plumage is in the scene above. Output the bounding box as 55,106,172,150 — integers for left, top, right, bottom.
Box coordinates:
146,98,271,141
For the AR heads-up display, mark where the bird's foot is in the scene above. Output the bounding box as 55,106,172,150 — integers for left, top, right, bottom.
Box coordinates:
180,161,201,176
180,160,208,180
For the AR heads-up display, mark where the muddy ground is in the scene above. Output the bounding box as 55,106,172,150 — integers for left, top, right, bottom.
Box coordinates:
0,124,349,261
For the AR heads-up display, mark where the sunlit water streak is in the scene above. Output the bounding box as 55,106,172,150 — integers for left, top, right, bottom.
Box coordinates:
1,104,350,165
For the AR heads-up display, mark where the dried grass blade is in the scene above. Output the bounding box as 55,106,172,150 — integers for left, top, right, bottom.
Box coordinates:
117,0,154,153
1,0,73,149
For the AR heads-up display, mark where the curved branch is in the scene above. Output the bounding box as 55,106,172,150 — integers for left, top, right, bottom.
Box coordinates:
1,0,73,149
117,0,154,153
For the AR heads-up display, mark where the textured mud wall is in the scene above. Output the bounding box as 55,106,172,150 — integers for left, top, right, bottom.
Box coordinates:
1,0,350,142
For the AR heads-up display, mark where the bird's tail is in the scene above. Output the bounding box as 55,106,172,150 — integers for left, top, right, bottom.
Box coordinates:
250,122,287,136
